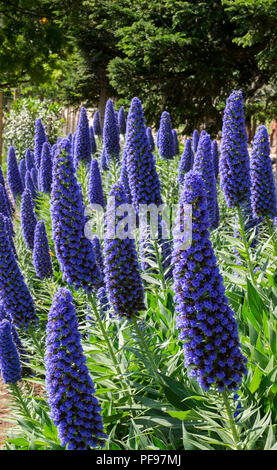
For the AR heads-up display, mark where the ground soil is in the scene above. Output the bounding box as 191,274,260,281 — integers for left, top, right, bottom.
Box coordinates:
0,378,12,449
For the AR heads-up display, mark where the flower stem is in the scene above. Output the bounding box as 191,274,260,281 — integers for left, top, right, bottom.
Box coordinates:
153,238,167,294
265,215,277,257
131,315,163,386
88,294,134,403
10,383,31,419
222,389,241,450
88,294,122,378
236,206,255,284
28,327,44,360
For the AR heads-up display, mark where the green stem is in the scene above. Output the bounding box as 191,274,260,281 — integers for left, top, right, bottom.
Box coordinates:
88,295,134,403
153,239,167,294
10,383,31,419
88,294,122,378
222,390,241,450
131,315,163,386
28,327,44,360
237,206,255,284
265,215,277,257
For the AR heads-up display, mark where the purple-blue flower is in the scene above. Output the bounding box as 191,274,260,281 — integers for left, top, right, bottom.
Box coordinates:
193,133,219,229
192,130,199,153
0,303,32,378
212,140,219,179
118,106,126,135
100,147,109,171
103,99,120,163
50,139,100,292
250,125,277,219
0,165,13,217
0,213,38,329
178,138,193,186
93,110,102,136
89,126,97,155
146,127,155,152
38,142,53,193
125,97,162,210
119,148,132,204
45,288,107,449
19,159,27,186
7,147,24,203
220,90,251,207
172,129,180,156
0,184,11,219
33,220,53,279
0,319,21,384
88,159,105,208
158,111,174,160
20,189,37,250
3,215,17,257
172,171,247,391
104,182,145,318
74,107,91,166
25,170,37,205
25,148,35,172
34,118,47,170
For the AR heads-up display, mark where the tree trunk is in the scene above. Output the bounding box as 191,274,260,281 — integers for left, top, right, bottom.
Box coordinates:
251,118,257,142
98,86,107,132
245,116,251,144
0,91,3,165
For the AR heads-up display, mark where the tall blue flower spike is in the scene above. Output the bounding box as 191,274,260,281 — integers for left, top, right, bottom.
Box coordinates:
172,171,247,391
50,139,101,292
45,288,107,449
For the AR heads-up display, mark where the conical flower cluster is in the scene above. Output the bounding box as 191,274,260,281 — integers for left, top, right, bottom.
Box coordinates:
193,133,219,229
104,182,145,318
192,130,199,153
88,159,105,208
212,140,219,179
74,107,91,166
178,138,193,186
45,288,107,450
0,213,38,329
118,107,126,135
220,90,251,207
103,99,120,163
146,127,155,152
0,165,13,217
3,215,16,257
19,159,27,186
172,129,179,155
119,149,132,204
25,171,37,203
7,147,24,203
0,184,11,219
250,125,277,219
34,118,47,170
38,142,53,193
93,110,101,136
172,171,247,391
25,148,35,172
0,320,21,384
50,139,100,292
0,303,32,378
125,97,162,210
89,126,97,155
21,189,37,250
158,111,174,160
33,220,53,279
